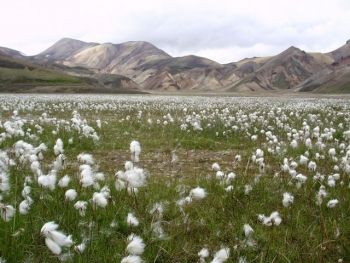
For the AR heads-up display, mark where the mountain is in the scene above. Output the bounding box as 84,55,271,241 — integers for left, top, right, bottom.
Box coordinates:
0,47,26,58
0,43,144,93
36,38,100,60
1,37,350,93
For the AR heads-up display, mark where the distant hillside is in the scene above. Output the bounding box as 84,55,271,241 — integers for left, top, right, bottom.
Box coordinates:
0,52,144,93
1,37,350,93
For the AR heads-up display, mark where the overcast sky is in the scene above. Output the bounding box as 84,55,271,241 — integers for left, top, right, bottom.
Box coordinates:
1,0,350,63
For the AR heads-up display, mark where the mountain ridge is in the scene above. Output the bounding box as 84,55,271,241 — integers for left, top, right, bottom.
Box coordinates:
1,38,350,93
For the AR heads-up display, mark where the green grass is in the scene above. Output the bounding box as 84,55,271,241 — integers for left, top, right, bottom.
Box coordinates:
0,95,350,262
272,72,289,89
0,67,83,86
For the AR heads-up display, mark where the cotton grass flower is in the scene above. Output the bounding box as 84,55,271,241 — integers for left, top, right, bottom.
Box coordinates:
54,138,64,156
125,168,147,188
189,187,207,200
65,189,78,201
212,162,221,171
77,153,94,164
19,200,31,214
80,166,94,188
244,184,252,195
40,221,59,236
327,199,339,208
149,202,164,220
74,201,88,216
74,243,86,254
58,175,71,188
258,211,282,226
198,248,210,262
92,192,108,208
243,224,254,237
282,192,294,207
127,213,139,227
300,155,308,165
0,204,15,222
121,255,144,263
211,247,230,263
45,236,62,255
42,228,73,255
130,141,141,162
316,185,328,206
126,234,145,255
225,185,234,192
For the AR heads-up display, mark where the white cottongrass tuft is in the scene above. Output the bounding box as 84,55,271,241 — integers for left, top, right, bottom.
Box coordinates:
45,236,62,255
316,185,328,206
244,184,252,195
212,162,221,171
0,204,16,222
40,221,59,236
19,200,31,214
258,211,282,226
126,234,145,255
74,243,86,254
58,175,71,188
225,185,234,192
189,187,207,200
54,138,64,156
77,153,94,164
210,247,230,263
243,223,254,238
80,166,94,188
121,255,144,263
125,161,134,171
92,192,108,208
327,199,339,208
65,189,78,201
74,201,88,217
198,247,210,262
149,202,164,220
282,192,294,207
127,168,147,188
130,141,141,162
127,212,139,227
40,222,73,255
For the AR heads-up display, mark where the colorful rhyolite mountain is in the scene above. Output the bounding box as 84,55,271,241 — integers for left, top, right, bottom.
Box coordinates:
1,38,350,93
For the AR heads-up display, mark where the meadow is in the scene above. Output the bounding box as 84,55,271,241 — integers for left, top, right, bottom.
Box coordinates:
0,93,350,262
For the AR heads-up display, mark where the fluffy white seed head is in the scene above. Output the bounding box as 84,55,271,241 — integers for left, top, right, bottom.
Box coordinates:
327,199,339,208
189,187,207,200
121,255,144,263
282,192,294,207
126,234,145,255
211,247,230,263
198,248,210,258
212,162,221,171
243,224,254,237
65,189,78,201
130,141,141,162
127,213,139,227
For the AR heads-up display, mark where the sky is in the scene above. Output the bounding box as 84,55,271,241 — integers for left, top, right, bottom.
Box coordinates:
1,0,350,64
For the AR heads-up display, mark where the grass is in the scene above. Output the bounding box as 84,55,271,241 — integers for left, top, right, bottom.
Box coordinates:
0,67,83,86
0,94,350,262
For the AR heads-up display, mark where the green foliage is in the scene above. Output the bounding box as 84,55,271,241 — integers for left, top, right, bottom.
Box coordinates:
0,67,83,86
0,95,349,262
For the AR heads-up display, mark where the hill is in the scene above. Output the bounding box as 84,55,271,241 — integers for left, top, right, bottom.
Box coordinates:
1,38,350,93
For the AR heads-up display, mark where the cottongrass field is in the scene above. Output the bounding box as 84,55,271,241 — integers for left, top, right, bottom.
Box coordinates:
0,94,350,263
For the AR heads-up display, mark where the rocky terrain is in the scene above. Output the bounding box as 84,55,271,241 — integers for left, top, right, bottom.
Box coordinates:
1,38,350,93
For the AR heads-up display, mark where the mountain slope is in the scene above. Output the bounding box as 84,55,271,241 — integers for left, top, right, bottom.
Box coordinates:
36,38,99,60
2,38,350,93
0,52,144,93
